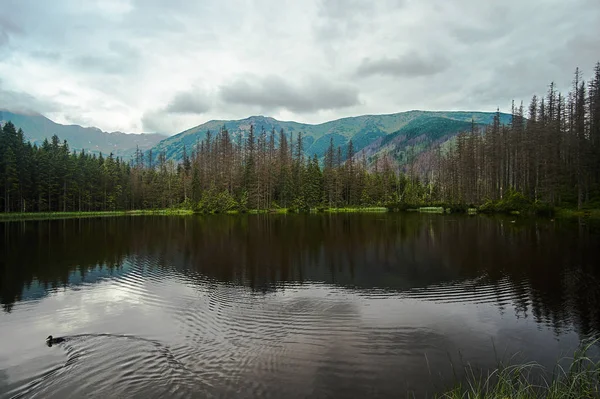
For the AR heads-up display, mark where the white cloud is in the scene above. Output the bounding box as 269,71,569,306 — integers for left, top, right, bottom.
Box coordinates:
0,0,598,135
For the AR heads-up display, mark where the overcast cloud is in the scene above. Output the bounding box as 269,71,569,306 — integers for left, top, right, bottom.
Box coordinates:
0,0,598,134
220,74,361,113
356,52,449,78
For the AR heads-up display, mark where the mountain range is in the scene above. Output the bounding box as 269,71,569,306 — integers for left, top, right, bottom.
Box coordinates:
1,109,512,165
151,111,512,163
0,110,166,158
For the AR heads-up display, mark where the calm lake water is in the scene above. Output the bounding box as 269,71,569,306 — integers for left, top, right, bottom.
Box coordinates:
1,214,599,398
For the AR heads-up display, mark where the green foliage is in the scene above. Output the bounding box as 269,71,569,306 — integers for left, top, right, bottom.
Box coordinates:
238,190,248,213
290,196,307,213
0,121,183,213
180,198,194,210
197,187,239,213
439,340,600,399
218,190,238,213
445,203,470,214
478,190,555,216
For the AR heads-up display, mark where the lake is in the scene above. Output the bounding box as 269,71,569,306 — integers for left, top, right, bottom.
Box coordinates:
1,214,599,398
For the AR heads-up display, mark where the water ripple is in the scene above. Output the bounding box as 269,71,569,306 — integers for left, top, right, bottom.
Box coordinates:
11,334,213,399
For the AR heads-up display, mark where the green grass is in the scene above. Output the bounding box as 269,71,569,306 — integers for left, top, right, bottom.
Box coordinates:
7,206,598,220
270,207,290,214
0,209,193,221
247,209,270,214
438,341,600,399
418,207,445,214
555,208,600,220
323,207,389,213
1,207,393,220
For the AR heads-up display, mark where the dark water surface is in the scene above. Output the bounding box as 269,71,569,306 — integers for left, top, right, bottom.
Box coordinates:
1,214,599,398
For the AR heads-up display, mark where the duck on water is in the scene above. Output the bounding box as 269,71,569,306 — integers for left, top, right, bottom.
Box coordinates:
46,335,65,347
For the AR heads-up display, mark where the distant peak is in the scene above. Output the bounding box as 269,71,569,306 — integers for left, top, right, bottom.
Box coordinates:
245,115,274,121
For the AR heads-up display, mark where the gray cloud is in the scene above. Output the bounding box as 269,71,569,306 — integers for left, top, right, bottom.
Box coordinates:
318,0,375,19
141,89,212,132
29,50,62,61
450,26,507,45
0,14,23,46
447,4,511,44
0,80,58,113
0,32,8,48
72,55,123,74
317,0,406,20
141,111,165,133
220,75,360,113
137,83,213,132
71,41,141,75
314,0,406,41
108,41,141,59
165,90,211,114
140,109,206,134
0,0,599,134
468,62,547,109
356,52,449,78
314,0,373,41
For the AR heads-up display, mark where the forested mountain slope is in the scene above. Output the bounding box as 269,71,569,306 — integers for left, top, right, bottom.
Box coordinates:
150,111,512,163
0,110,165,157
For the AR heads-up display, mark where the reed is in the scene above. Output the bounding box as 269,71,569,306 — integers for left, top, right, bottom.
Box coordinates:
438,340,600,398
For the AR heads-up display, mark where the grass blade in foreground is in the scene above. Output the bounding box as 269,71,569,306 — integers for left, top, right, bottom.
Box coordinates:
439,340,600,398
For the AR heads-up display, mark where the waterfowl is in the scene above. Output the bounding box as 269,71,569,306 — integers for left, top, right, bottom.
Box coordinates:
46,335,65,346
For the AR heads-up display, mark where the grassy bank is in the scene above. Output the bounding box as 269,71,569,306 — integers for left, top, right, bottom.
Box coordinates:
555,208,600,219
413,204,600,219
0,209,194,221
391,193,600,219
0,207,391,220
3,205,600,221
439,341,600,398
322,207,388,213
195,206,389,214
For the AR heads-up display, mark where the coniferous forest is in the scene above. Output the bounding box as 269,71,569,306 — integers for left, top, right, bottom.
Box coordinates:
0,121,420,213
0,62,599,214
433,63,600,210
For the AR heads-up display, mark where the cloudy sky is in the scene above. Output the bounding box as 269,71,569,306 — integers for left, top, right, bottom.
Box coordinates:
1,0,599,135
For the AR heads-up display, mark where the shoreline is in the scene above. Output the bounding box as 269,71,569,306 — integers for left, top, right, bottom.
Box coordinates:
1,206,599,221
0,209,194,221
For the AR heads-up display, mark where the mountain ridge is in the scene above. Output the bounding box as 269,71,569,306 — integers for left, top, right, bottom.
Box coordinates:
0,109,166,158
150,110,513,163
1,109,513,165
